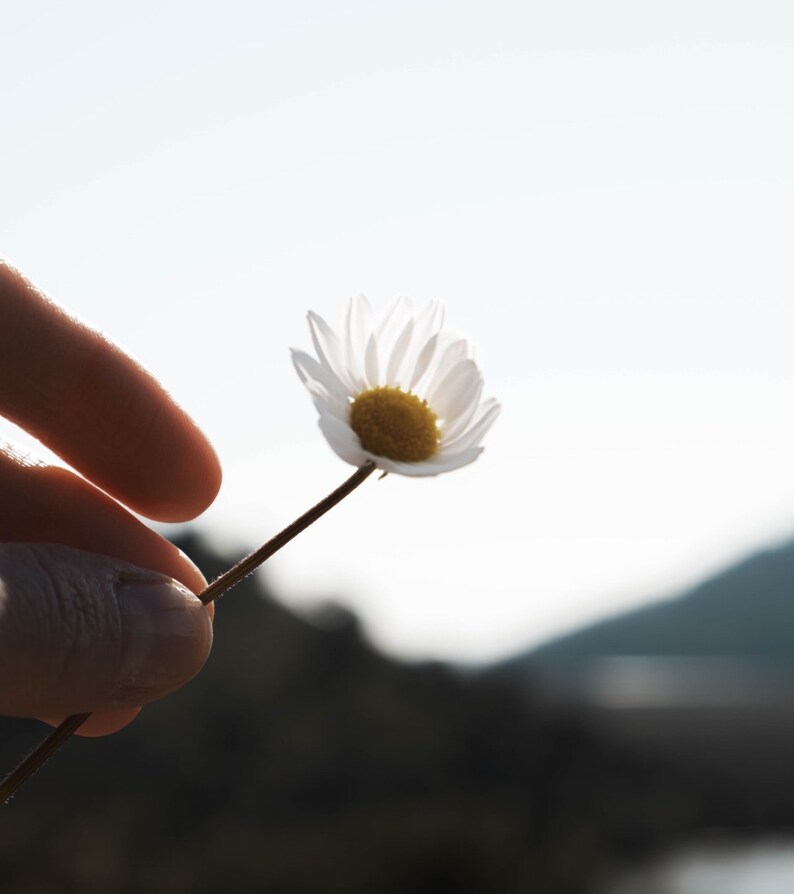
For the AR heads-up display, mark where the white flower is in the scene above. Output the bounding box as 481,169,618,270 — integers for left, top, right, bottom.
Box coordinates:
291,296,500,476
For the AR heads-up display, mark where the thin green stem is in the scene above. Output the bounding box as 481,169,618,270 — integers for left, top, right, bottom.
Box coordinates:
0,461,377,805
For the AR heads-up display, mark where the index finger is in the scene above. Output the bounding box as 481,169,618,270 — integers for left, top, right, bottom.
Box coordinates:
0,263,222,522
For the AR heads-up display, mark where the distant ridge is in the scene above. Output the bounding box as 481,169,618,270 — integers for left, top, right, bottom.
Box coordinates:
503,539,794,673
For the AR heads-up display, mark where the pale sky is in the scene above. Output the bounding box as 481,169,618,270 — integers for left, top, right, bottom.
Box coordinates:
2,1,794,662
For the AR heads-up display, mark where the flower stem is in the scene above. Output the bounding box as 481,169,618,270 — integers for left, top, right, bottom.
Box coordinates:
0,461,377,805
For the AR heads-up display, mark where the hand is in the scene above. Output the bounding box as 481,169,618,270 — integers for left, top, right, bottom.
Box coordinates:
0,262,221,736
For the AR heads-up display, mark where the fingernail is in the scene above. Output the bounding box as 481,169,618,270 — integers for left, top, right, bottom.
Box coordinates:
115,578,213,706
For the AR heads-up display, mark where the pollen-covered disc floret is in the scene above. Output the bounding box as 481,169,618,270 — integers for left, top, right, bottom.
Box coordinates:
350,386,439,462
291,295,500,476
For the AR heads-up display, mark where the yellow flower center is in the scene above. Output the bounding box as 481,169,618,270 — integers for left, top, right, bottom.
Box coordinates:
349,386,439,463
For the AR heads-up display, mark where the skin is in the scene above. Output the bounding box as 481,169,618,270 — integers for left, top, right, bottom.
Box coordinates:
0,262,222,735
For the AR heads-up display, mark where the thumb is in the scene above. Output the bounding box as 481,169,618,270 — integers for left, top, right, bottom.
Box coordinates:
0,542,213,718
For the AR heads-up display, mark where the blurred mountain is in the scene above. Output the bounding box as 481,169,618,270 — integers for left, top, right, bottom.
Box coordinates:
502,540,794,676
494,537,794,825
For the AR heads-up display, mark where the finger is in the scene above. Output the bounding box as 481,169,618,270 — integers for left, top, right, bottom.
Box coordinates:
0,441,211,598
0,544,213,719
0,263,222,522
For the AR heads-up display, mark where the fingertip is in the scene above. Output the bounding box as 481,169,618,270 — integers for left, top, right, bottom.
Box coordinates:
118,412,223,524
148,426,223,523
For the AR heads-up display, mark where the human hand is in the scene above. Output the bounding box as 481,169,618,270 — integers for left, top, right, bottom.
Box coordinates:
0,262,221,736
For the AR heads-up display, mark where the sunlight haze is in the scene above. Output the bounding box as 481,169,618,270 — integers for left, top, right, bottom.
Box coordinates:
2,1,794,661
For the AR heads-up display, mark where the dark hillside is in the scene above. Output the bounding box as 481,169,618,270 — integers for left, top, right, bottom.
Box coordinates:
3,533,794,893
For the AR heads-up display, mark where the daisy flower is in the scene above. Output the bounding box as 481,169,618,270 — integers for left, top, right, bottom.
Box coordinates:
292,296,500,476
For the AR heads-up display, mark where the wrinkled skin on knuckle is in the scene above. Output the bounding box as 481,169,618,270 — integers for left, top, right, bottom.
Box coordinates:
0,544,123,716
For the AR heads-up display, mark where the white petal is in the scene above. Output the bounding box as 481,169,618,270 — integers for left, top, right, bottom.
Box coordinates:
292,367,350,421
427,358,481,422
375,296,411,350
413,300,444,347
307,312,355,392
385,316,415,386
308,389,340,419
344,295,373,388
291,349,351,402
408,333,440,391
419,338,472,400
318,413,367,466
299,376,348,419
364,331,380,388
394,302,437,384
383,446,484,477
441,373,484,443
444,399,501,452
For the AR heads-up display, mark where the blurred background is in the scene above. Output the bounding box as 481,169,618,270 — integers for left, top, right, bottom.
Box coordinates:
3,1,794,891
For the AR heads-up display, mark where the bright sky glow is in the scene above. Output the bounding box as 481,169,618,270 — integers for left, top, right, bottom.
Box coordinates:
2,1,794,661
